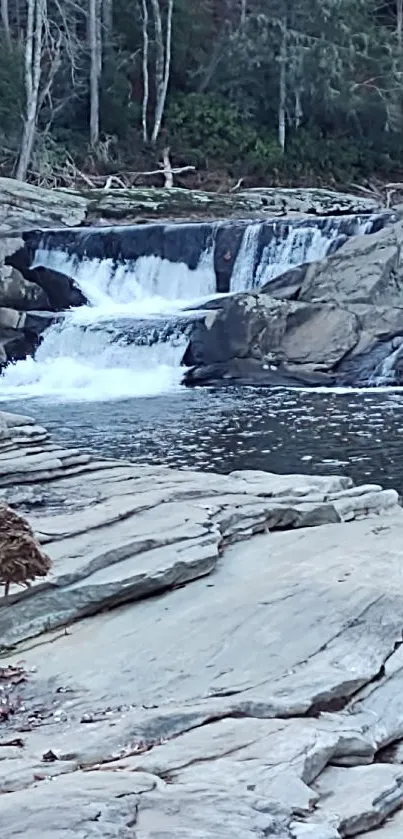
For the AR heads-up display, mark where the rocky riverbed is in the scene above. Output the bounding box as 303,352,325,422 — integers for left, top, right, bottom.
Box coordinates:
1,409,403,837
0,176,397,386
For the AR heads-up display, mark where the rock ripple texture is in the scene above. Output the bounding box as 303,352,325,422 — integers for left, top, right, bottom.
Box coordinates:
0,410,403,837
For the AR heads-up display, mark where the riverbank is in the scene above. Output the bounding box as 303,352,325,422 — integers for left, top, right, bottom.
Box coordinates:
1,409,403,837
0,177,383,229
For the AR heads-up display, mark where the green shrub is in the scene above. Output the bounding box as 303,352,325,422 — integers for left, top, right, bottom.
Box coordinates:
166,92,261,164
0,40,23,135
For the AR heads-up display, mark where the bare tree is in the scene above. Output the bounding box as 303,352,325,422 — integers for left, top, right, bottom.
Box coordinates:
141,0,149,142
14,0,87,181
103,0,112,36
89,0,102,146
397,0,403,53
140,0,174,146
1,0,11,47
150,0,173,145
16,0,47,180
278,15,287,152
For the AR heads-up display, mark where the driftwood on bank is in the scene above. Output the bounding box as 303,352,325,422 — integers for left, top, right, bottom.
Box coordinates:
0,502,52,598
32,147,197,192
384,182,403,208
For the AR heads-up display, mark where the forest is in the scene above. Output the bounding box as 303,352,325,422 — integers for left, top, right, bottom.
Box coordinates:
1,0,403,189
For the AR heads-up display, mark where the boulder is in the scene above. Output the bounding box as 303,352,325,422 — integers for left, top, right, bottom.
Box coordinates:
0,265,50,310
0,306,26,331
299,221,403,306
261,262,312,300
5,244,87,310
281,303,359,367
184,294,360,386
0,327,40,365
0,229,24,265
0,177,87,229
0,309,53,369
26,266,87,310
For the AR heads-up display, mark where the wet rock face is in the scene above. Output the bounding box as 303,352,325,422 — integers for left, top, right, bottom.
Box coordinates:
298,220,403,306
184,294,360,387
0,266,49,311
213,222,246,293
0,233,57,368
6,242,87,311
185,219,403,388
27,266,87,310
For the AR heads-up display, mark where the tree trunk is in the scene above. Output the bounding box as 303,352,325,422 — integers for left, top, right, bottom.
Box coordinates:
397,0,403,53
1,0,11,47
103,0,113,36
294,88,302,129
141,0,149,143
150,0,173,146
278,18,287,153
16,0,45,181
89,0,102,146
198,30,224,93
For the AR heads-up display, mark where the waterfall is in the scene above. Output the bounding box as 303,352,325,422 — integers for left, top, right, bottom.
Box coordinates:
31,245,218,312
230,215,381,292
230,223,262,293
1,241,215,401
1,213,390,401
367,340,403,387
1,312,191,401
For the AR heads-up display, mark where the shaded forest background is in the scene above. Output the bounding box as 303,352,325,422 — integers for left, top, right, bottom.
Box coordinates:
2,0,403,189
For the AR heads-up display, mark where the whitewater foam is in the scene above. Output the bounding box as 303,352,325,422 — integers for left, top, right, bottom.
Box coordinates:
1,246,217,401
32,246,217,310
1,215,389,401
1,309,188,401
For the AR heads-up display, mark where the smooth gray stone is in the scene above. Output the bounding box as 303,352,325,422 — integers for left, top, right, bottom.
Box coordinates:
0,408,402,838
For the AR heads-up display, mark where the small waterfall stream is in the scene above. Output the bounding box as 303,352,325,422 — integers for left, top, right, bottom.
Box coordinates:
0,213,388,401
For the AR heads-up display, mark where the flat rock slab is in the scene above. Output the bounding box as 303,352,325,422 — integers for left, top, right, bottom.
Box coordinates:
290,826,341,839
0,452,398,648
310,764,403,835
8,511,403,715
364,811,403,837
0,409,403,837
0,768,159,838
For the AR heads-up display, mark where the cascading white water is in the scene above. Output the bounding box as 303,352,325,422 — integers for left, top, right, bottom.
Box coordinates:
230,215,376,292
32,246,218,312
1,314,190,401
0,214,388,401
230,223,261,293
367,339,403,387
1,245,218,402
256,222,337,286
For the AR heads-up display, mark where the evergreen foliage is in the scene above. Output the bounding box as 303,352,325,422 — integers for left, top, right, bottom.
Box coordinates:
2,0,403,185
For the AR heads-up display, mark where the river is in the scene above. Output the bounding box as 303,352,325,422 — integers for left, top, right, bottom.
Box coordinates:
2,385,402,494
1,213,401,493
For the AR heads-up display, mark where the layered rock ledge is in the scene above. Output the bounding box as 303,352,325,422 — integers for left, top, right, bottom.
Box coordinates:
0,177,383,228
1,410,403,837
